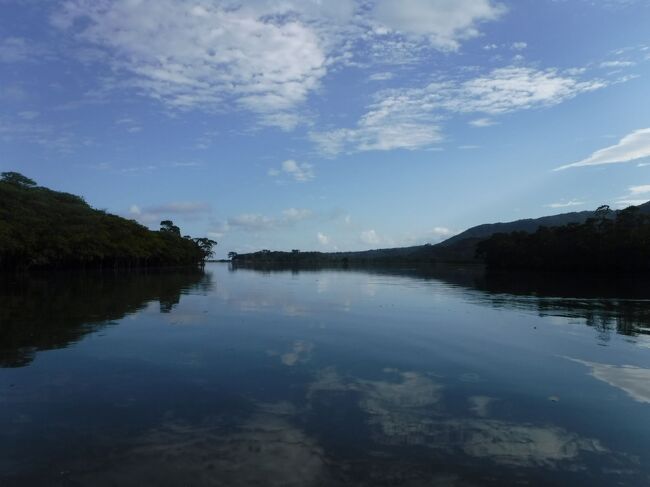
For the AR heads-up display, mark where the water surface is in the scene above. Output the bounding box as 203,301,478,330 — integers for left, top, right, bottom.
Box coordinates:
1,264,650,486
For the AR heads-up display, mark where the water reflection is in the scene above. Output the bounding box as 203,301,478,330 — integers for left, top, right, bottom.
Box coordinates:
232,263,650,340
569,358,650,404
2,264,650,486
0,268,211,367
68,409,330,487
308,368,606,468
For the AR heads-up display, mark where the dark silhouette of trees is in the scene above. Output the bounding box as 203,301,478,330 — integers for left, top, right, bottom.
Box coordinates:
1,171,36,188
160,220,181,236
477,205,650,272
193,237,218,262
0,173,217,270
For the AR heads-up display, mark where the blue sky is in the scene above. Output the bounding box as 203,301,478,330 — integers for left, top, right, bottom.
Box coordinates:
1,0,650,257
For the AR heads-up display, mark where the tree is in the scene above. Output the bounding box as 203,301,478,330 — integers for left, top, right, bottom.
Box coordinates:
1,172,36,188
228,251,238,260
160,220,181,236
193,238,218,261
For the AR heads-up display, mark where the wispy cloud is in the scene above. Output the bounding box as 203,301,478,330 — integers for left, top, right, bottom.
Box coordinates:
268,160,315,182
50,0,511,131
115,117,142,133
368,72,394,82
610,184,650,208
629,184,650,195
600,60,636,68
0,115,90,152
313,66,607,154
358,226,456,248
317,232,330,246
52,0,333,130
0,37,48,63
544,199,585,209
129,201,211,225
372,0,506,51
227,208,313,232
555,128,650,170
469,117,497,128
360,229,382,246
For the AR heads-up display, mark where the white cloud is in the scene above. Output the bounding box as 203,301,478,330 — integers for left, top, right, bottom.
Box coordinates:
610,184,650,208
228,208,313,231
570,358,650,404
469,117,497,128
600,60,635,68
0,37,38,62
453,67,605,115
313,66,606,154
629,184,650,195
317,232,330,245
430,227,455,240
115,117,142,133
268,159,315,182
556,128,650,170
227,214,277,231
372,0,506,51
128,201,211,225
0,115,86,152
615,199,648,208
511,41,527,51
18,111,40,120
282,207,312,222
544,199,585,209
368,72,394,82
53,0,333,129
360,229,382,246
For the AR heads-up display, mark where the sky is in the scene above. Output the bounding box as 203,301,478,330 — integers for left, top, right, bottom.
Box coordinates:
1,0,650,257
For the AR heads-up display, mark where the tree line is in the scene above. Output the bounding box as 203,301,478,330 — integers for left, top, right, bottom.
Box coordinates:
476,205,650,272
0,172,216,270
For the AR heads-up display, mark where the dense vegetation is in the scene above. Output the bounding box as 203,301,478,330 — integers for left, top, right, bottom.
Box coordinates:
0,172,216,270
230,241,479,267
477,205,650,272
232,203,650,272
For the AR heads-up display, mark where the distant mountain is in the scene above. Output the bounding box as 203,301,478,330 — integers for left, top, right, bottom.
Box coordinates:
232,202,650,266
438,210,597,247
435,202,650,256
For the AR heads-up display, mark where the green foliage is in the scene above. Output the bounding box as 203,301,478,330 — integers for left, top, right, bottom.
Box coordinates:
477,205,650,272
0,173,216,270
160,220,181,236
193,237,218,261
1,171,37,188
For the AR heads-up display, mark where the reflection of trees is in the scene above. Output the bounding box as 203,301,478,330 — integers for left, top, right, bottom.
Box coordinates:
232,263,650,340
0,269,211,367
429,268,650,340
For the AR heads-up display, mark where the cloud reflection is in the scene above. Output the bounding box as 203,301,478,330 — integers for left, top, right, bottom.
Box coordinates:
70,407,330,487
309,368,607,468
570,358,650,404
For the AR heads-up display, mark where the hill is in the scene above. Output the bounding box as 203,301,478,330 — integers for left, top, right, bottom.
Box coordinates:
232,202,650,266
0,172,216,270
477,205,650,272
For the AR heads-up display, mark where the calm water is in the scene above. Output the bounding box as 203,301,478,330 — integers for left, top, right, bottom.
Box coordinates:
2,264,650,486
